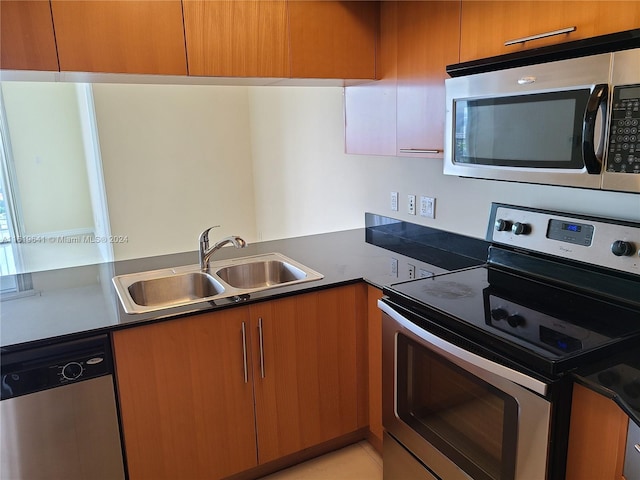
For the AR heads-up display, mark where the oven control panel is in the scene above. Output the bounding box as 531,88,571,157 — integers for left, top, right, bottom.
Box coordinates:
487,203,640,275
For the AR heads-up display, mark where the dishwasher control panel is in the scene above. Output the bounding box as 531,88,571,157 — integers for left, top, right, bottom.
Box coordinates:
1,335,112,400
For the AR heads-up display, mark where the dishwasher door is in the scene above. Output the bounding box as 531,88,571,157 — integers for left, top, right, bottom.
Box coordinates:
1,334,125,479
1,374,125,480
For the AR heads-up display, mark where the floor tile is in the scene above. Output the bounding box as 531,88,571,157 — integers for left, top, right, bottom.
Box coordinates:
259,441,382,480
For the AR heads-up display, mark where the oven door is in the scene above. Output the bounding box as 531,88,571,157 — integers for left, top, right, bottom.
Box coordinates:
380,300,552,480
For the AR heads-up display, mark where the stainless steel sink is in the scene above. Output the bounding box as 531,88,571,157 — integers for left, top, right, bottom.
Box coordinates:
216,259,306,289
113,253,323,314
128,272,225,308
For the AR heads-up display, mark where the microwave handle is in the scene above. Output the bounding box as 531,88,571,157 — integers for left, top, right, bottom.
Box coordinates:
582,83,608,174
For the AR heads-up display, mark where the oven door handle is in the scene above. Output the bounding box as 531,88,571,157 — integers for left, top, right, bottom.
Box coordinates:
379,301,548,396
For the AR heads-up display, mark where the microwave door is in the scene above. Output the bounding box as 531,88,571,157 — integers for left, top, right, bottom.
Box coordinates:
444,53,612,190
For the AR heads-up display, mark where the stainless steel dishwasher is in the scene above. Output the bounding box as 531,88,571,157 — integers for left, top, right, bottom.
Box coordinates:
1,334,125,480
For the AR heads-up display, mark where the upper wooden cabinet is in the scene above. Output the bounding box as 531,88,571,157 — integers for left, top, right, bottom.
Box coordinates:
50,0,187,75
396,0,460,157
460,1,640,62
184,0,290,77
288,1,378,79
344,1,460,157
184,0,378,79
344,1,398,156
0,0,58,71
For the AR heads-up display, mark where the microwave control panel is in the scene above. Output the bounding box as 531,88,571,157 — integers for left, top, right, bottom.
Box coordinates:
606,84,640,174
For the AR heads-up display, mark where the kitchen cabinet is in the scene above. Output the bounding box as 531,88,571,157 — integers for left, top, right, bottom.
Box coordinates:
396,0,460,158
565,383,628,480
183,0,289,78
113,284,367,479
288,1,378,79
50,0,187,75
460,1,640,63
250,283,368,463
0,0,58,71
112,307,258,479
344,1,398,156
367,285,384,454
344,1,460,157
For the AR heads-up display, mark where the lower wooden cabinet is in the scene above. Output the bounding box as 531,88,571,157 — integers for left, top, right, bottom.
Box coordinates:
113,307,258,479
113,283,367,479
566,383,628,480
366,285,384,454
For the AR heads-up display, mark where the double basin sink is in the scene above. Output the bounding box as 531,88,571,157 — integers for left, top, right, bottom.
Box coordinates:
112,252,324,314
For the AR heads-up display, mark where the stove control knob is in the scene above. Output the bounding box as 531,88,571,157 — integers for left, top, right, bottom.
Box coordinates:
61,362,83,381
507,314,525,328
495,219,512,232
490,308,508,321
511,222,531,236
611,240,635,257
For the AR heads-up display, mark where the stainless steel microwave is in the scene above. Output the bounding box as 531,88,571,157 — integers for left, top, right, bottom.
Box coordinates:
444,48,640,193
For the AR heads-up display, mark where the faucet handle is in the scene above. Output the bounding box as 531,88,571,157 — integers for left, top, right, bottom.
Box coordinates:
199,225,220,248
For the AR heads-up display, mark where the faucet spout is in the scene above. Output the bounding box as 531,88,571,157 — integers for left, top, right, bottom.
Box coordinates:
199,229,247,270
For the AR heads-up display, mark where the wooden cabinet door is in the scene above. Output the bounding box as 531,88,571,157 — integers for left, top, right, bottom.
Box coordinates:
250,284,367,464
460,1,640,63
565,383,628,480
50,0,187,74
396,1,461,158
1,0,58,71
344,1,398,156
112,308,258,479
288,1,378,79
183,0,289,77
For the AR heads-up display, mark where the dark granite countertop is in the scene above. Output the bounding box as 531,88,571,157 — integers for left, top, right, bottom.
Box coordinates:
574,350,640,428
0,214,489,352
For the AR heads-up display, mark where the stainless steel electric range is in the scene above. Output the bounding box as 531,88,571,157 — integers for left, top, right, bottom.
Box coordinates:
380,203,640,480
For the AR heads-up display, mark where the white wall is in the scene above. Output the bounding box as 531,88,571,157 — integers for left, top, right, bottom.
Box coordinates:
1,82,94,235
11,83,634,265
92,84,258,260
248,86,640,240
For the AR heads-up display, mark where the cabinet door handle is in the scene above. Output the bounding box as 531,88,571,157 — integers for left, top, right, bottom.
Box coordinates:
504,26,576,46
241,322,248,384
258,317,265,379
399,148,441,154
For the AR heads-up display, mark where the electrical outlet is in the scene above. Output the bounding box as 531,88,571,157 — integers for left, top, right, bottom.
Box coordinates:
390,191,399,212
408,195,416,215
420,196,436,219
408,264,416,279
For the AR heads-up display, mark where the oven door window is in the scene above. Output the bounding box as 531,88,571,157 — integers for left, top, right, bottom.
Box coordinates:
454,89,590,168
397,334,518,480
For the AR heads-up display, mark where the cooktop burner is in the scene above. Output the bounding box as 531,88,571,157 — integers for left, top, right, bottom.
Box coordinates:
385,265,640,377
384,203,640,378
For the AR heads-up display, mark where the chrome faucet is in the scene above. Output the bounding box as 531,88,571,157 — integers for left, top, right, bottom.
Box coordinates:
199,226,247,270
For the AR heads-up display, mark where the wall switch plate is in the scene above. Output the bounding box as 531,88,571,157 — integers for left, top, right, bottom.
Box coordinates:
390,191,399,211
420,196,435,218
408,195,416,215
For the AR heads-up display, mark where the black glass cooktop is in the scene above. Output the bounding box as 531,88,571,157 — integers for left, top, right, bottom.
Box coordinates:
384,265,640,377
